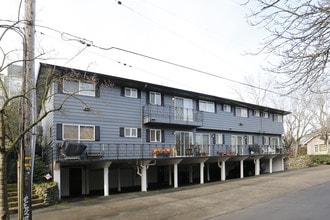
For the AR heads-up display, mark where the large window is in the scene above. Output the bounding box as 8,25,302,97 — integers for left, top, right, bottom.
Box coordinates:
263,136,270,145
149,91,161,105
150,129,161,142
270,137,280,147
196,133,210,154
247,135,254,145
199,100,215,113
63,79,95,97
63,124,95,141
125,87,138,98
174,97,193,121
235,107,248,117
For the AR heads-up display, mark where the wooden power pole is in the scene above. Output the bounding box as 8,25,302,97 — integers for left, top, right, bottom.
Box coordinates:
19,0,36,219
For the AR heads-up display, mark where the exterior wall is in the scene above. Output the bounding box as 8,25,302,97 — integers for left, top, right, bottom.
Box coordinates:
37,64,289,198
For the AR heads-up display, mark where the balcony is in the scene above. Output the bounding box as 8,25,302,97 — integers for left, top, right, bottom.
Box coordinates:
143,104,203,127
43,141,288,164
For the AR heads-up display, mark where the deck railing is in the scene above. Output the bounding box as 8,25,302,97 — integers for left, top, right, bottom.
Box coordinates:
43,141,288,164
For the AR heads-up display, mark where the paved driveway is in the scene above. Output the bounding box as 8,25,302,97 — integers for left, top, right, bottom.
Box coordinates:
12,165,330,220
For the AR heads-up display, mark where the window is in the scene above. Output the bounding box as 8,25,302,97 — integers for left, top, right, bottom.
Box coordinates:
236,107,248,118
263,136,270,145
215,134,224,144
262,112,269,118
196,133,210,154
63,79,95,97
199,100,215,113
223,104,231,112
125,128,137,137
63,124,95,141
125,87,138,98
254,110,260,117
270,137,280,147
150,129,161,142
149,91,161,105
274,114,283,122
247,135,254,145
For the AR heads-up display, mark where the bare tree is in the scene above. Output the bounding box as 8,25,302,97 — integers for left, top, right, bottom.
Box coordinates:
244,0,330,94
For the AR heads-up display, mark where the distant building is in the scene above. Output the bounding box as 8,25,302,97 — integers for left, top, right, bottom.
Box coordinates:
0,64,23,105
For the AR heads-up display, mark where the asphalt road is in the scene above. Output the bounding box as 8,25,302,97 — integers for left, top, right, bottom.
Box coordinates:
12,165,330,220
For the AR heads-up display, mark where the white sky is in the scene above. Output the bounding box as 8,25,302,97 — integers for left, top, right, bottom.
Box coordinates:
1,0,273,103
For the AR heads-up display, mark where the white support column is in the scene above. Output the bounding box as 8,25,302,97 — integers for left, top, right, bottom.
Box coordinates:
104,167,109,196
189,165,193,183
174,163,178,188
200,162,205,184
53,162,61,199
103,162,112,196
269,158,273,174
221,161,226,181
141,165,147,192
240,160,244,179
255,159,260,176
168,165,172,186
117,168,121,192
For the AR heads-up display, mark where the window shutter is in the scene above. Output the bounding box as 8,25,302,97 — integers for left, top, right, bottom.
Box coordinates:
222,134,225,144
161,93,164,106
121,87,125,97
138,128,141,137
56,123,62,140
137,90,141,99
95,126,100,141
146,129,150,142
146,91,150,104
95,84,100,98
212,134,216,144
161,130,165,143
214,104,217,113
120,127,125,137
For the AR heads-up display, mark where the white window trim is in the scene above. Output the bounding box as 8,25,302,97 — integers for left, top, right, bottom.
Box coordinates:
149,91,161,105
63,79,95,97
63,124,95,141
199,100,215,113
215,134,224,144
247,135,254,145
124,128,138,137
223,104,231,112
262,112,269,118
274,114,283,122
150,129,161,142
236,107,248,118
254,110,260,117
125,87,138,98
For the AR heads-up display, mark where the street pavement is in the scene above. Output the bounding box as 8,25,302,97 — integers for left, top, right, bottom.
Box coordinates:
11,165,330,220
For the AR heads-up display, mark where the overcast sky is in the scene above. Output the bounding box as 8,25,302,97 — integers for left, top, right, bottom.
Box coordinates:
1,0,273,102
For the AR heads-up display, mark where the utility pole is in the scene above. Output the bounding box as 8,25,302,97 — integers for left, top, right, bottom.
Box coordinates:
19,0,36,219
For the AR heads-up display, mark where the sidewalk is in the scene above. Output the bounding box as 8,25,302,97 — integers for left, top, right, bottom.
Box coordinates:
12,165,330,220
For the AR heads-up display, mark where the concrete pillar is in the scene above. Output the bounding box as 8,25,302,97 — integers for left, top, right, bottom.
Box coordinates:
221,161,226,181
269,158,273,174
240,160,244,179
117,168,121,192
169,165,172,186
200,162,205,184
189,165,193,183
141,165,147,192
53,162,61,199
174,163,178,188
104,167,109,196
255,158,260,176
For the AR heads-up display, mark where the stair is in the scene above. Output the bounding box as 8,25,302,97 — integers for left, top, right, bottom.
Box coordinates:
8,183,45,214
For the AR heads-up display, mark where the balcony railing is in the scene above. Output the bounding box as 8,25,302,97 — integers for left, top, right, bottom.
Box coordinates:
43,141,288,164
143,104,203,127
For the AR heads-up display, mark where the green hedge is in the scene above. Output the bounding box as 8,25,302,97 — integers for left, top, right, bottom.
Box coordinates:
309,155,330,164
